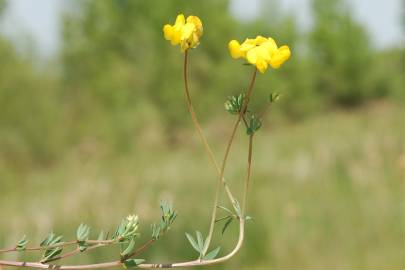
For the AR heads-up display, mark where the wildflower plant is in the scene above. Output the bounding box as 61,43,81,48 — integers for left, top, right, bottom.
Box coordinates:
0,12,290,270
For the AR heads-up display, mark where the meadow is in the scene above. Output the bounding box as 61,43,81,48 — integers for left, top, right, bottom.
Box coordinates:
1,101,404,270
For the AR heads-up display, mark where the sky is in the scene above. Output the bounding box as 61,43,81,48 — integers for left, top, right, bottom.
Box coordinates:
0,0,403,56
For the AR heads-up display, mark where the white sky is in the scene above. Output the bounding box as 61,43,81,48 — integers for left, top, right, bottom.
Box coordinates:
0,0,403,57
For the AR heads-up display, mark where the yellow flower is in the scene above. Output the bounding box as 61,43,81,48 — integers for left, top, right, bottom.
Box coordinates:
163,14,203,52
228,36,291,73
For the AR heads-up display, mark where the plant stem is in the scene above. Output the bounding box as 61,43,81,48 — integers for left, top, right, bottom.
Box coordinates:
0,240,116,254
0,55,259,270
0,220,245,270
183,50,237,204
202,67,257,256
0,241,77,253
242,135,254,215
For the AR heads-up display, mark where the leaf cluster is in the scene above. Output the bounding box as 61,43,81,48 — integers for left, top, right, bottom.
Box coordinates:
224,94,245,115
40,233,63,263
151,201,177,240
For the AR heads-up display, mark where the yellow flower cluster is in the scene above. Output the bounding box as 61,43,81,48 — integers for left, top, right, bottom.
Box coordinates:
228,36,291,73
163,14,203,52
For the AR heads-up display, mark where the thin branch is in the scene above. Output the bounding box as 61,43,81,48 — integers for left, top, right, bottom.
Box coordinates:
183,50,238,205
202,67,257,256
0,240,117,254
0,241,77,254
0,219,245,269
242,135,254,215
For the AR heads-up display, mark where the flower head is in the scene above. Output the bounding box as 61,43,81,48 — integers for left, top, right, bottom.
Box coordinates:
163,14,203,52
228,36,291,73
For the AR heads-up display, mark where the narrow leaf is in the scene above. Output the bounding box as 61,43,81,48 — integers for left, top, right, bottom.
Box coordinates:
121,238,136,257
222,217,233,235
203,246,221,260
97,230,105,241
196,231,204,252
185,233,200,252
217,205,234,215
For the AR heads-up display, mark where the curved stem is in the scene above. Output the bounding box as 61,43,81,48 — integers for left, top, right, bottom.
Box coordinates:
183,50,237,205
0,220,244,270
0,54,259,270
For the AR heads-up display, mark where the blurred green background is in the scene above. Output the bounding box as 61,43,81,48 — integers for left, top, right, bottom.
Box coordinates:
1,0,405,269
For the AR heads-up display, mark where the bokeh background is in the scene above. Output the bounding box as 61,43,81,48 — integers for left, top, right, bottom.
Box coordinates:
1,0,405,269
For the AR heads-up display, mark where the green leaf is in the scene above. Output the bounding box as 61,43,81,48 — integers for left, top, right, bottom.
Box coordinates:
245,216,254,221
151,223,161,240
217,205,234,215
269,92,281,103
40,232,55,247
196,231,204,252
185,233,200,253
203,246,221,260
234,200,242,217
16,235,28,251
225,94,245,115
41,247,63,263
123,259,145,269
247,114,262,135
97,230,106,241
222,217,233,235
76,223,91,242
215,215,232,223
39,232,64,262
121,238,136,257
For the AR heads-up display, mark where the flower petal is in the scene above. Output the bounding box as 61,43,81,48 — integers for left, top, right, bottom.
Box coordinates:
269,45,291,69
174,14,185,26
163,24,173,41
229,40,242,59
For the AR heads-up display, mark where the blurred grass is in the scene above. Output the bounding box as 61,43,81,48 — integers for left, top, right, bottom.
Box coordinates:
1,101,404,270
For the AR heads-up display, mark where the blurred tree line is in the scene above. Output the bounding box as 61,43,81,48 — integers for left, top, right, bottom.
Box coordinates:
0,0,404,171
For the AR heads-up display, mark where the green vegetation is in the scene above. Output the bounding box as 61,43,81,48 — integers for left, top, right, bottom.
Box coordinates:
1,102,404,269
1,0,404,269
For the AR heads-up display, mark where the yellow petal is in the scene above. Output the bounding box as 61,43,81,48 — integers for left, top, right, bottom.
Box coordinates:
255,35,268,45
163,24,173,41
181,23,196,40
262,38,278,56
187,15,203,37
240,38,256,52
246,47,259,64
256,58,268,73
269,45,291,69
174,14,185,26
228,40,242,59
171,29,182,45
